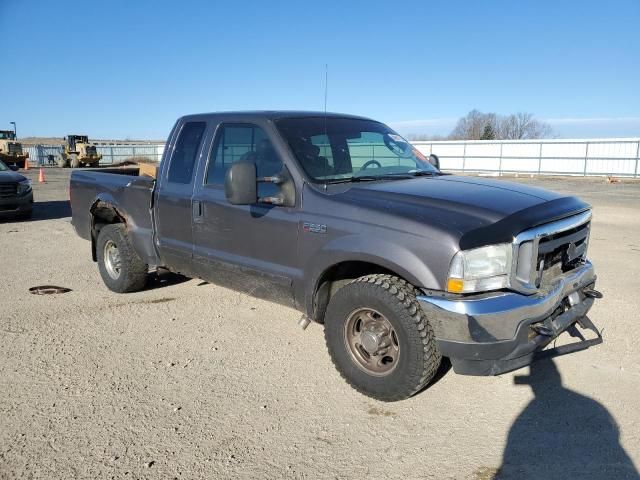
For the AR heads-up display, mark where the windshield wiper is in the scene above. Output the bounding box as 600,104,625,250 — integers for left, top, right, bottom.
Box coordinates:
323,174,413,184
406,169,440,176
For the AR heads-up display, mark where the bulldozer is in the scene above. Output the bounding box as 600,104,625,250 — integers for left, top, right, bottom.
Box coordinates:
59,135,102,168
0,130,29,169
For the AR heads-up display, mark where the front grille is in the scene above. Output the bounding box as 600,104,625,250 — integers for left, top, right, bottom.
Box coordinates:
511,211,591,293
0,182,18,198
86,146,97,155
538,222,589,272
8,143,23,155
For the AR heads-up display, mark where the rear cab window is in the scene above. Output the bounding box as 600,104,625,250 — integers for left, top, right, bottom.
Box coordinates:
167,121,207,184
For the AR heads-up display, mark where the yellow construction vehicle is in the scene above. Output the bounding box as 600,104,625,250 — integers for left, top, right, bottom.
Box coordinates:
0,130,29,169
59,135,102,168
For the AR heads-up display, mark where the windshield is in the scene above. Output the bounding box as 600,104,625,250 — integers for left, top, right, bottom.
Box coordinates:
0,131,15,140
0,159,8,171
275,117,437,182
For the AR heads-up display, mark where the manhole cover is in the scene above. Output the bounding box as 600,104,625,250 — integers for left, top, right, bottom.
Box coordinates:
29,285,72,295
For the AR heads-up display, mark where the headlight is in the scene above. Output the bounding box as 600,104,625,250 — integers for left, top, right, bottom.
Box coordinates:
447,243,512,293
17,179,32,195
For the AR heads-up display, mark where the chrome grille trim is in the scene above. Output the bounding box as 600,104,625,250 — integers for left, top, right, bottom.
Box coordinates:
510,210,592,294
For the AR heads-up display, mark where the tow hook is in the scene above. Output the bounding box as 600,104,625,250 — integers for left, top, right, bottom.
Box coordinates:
583,288,603,299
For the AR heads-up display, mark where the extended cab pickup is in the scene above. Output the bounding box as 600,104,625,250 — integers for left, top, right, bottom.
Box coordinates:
70,112,603,401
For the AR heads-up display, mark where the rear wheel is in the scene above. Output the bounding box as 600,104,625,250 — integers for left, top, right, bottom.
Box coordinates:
96,224,148,293
324,274,441,401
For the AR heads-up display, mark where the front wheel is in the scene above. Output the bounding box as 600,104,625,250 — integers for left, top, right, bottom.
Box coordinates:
324,274,441,401
96,224,148,293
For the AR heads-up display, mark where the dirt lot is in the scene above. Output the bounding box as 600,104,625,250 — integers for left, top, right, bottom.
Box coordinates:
1,169,639,479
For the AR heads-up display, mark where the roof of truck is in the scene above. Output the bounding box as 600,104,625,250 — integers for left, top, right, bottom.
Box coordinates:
179,111,376,122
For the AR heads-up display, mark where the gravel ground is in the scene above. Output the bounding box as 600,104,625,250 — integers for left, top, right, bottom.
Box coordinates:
1,169,639,479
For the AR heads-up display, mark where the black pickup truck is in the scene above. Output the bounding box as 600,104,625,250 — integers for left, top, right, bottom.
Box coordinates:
70,111,602,401
0,159,33,219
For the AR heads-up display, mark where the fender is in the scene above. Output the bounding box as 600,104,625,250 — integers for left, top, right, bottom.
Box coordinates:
89,193,157,266
302,234,447,318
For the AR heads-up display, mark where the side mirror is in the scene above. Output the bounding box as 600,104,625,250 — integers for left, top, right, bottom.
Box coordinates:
428,153,440,170
225,162,257,205
9,165,19,171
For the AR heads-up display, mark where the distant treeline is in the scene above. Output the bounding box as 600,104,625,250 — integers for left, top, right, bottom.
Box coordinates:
408,110,553,141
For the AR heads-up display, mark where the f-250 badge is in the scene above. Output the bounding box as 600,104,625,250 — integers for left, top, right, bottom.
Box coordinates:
303,222,327,234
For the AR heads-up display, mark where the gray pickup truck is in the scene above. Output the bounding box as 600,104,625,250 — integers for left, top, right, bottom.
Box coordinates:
70,111,603,401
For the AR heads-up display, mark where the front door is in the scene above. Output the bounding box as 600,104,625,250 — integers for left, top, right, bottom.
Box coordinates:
154,120,207,276
191,122,300,306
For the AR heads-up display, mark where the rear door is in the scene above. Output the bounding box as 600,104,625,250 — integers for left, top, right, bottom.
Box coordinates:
191,122,300,306
154,120,207,276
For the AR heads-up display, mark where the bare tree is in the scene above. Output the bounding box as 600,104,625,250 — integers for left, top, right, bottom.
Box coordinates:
449,110,499,140
449,110,552,140
406,133,448,141
499,112,552,139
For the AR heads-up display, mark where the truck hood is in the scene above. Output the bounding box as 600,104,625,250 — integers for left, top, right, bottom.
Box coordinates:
0,170,27,183
334,175,590,249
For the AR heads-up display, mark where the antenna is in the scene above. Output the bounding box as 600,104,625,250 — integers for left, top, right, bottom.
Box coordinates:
323,63,328,115
323,64,329,185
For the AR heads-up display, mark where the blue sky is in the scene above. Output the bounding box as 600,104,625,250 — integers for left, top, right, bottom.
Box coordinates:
1,0,639,139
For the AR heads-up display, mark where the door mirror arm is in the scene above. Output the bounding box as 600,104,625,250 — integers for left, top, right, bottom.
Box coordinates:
258,175,284,185
225,163,296,207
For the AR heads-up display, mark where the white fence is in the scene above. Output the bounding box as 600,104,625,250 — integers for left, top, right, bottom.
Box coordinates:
24,143,165,166
22,138,640,177
412,138,640,177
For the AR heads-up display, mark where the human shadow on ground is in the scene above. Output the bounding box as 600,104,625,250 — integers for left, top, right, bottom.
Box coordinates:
495,358,639,479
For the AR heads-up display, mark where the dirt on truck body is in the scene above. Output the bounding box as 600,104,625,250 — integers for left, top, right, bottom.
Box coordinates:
69,111,604,401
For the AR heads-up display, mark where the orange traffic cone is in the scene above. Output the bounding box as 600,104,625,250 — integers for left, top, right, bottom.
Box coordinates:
24,157,29,170
38,168,46,183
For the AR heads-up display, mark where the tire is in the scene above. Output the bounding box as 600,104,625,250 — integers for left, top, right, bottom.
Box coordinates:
324,274,441,401
57,156,68,168
96,224,148,293
70,154,80,168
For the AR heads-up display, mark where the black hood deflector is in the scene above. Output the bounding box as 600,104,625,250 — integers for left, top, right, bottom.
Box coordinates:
459,196,591,250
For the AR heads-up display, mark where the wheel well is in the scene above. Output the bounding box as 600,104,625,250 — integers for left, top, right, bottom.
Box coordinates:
90,200,126,261
312,261,406,324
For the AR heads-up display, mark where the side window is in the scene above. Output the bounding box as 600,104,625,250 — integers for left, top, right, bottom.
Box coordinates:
206,124,282,185
167,121,206,184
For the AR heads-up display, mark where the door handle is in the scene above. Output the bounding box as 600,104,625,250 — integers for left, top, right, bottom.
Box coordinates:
192,200,204,223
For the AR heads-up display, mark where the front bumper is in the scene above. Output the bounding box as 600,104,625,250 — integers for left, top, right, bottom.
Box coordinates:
417,261,602,376
0,191,33,217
